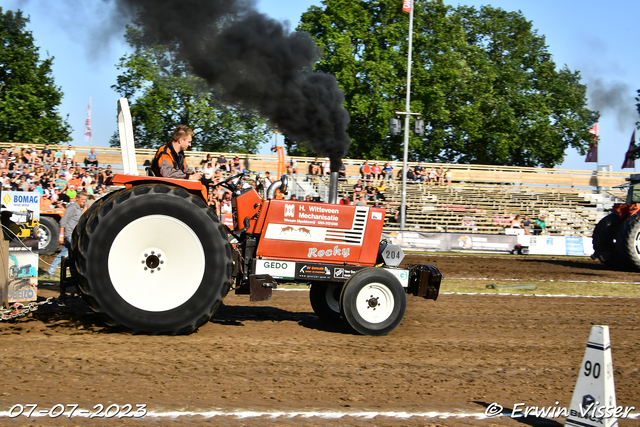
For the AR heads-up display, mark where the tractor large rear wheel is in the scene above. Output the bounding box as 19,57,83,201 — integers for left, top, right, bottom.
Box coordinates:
616,214,640,272
74,184,232,334
592,213,621,267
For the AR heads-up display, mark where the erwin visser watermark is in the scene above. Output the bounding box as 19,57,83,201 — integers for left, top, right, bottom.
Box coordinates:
484,402,635,419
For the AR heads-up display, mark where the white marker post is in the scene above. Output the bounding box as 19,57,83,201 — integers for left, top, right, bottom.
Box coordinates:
117,98,139,176
565,325,617,427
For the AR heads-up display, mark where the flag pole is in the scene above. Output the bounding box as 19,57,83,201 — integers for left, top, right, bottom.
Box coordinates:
399,0,414,230
85,97,92,146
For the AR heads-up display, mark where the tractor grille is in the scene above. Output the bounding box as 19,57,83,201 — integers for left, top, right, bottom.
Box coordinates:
324,207,369,245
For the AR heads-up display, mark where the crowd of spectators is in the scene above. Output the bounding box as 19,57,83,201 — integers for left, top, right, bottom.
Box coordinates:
0,144,110,211
397,163,452,185
509,213,547,235
1,145,544,233
306,157,347,179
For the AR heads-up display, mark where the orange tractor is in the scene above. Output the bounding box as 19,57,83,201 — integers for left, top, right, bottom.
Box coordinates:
592,173,640,270
64,99,442,335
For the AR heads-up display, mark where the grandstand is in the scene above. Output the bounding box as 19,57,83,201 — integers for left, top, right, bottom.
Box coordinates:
2,143,629,236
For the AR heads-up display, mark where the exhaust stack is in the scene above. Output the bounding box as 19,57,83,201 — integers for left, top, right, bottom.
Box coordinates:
328,172,338,204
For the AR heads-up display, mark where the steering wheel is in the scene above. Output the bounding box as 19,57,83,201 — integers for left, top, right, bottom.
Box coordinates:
212,172,245,193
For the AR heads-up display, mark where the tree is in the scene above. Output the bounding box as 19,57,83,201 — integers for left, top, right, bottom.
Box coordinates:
111,20,269,153
0,8,72,144
298,0,598,167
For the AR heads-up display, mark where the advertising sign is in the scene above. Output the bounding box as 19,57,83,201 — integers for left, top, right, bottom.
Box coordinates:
384,231,449,251
296,263,333,280
254,259,295,280
565,237,586,256
1,191,40,303
449,233,516,252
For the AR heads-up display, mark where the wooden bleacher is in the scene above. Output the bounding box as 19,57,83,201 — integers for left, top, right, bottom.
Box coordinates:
1,142,630,236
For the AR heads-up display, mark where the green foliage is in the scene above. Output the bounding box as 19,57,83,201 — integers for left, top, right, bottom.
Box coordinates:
0,8,72,144
111,21,269,153
298,0,598,167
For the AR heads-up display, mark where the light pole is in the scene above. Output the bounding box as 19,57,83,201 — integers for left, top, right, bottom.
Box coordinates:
399,0,415,230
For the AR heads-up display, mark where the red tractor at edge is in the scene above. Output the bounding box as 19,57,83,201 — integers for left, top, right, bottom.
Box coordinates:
592,173,640,271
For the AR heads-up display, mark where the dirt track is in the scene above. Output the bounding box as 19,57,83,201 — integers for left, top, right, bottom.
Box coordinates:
0,254,639,426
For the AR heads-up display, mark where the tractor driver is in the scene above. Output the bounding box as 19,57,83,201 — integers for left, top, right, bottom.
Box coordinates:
151,125,202,180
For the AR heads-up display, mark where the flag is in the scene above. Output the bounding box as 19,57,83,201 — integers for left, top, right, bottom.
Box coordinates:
622,130,636,169
402,0,412,13
585,123,598,163
84,98,92,143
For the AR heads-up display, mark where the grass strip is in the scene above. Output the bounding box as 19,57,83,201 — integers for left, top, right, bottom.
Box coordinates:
442,279,640,298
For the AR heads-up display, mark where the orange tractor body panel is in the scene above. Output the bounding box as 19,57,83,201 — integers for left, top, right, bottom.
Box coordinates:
611,202,640,218
108,174,208,201
251,200,385,266
40,208,65,220
233,188,264,234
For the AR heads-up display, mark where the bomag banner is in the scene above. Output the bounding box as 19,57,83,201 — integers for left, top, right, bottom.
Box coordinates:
1,191,40,303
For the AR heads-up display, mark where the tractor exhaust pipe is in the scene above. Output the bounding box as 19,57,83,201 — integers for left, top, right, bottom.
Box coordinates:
266,175,289,199
328,172,338,204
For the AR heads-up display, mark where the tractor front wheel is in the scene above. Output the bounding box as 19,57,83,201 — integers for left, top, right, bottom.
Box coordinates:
74,184,232,334
616,214,640,272
339,268,406,336
309,282,342,323
592,213,621,267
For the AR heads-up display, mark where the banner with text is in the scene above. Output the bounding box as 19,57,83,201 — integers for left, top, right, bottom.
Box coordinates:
383,229,593,256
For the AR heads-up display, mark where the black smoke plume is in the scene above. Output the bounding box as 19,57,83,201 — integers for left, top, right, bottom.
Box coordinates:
115,0,350,171
588,78,638,132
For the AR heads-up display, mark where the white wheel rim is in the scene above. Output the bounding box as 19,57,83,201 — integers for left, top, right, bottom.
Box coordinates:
324,284,340,313
38,227,50,250
108,215,205,312
635,230,640,256
355,282,395,324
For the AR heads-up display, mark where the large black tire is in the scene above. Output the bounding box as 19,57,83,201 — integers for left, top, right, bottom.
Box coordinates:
616,214,640,272
592,213,622,267
339,268,406,336
74,184,232,334
309,282,342,323
71,193,115,259
38,216,60,255
68,193,118,283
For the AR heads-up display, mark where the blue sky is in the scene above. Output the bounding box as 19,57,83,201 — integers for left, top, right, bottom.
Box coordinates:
3,0,639,171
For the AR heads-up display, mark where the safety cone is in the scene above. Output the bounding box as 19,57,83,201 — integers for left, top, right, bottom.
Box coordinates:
565,325,617,427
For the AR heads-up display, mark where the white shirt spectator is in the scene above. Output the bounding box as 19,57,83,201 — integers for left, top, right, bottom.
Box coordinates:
64,147,76,164
203,163,215,178
322,158,330,175
220,200,232,214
